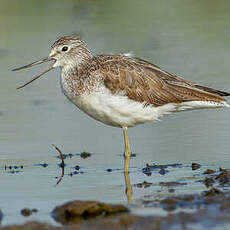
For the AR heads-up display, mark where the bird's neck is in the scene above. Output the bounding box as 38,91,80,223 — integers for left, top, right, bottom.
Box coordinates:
62,50,93,78
60,53,95,98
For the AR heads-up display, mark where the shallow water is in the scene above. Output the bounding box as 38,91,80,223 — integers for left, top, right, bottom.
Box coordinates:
1,0,230,226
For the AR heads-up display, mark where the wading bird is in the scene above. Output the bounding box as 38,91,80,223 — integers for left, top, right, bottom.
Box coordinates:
13,36,230,172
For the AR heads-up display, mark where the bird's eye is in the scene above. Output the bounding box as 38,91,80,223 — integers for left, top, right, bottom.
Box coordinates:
61,46,68,52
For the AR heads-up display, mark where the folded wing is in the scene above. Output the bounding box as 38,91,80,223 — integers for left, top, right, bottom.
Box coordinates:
94,55,230,107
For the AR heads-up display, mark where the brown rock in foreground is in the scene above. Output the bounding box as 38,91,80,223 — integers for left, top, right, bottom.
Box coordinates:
3,210,230,230
52,200,128,224
0,222,56,230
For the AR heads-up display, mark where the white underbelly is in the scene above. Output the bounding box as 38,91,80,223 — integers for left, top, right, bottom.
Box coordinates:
73,93,163,127
61,82,229,127
69,93,228,128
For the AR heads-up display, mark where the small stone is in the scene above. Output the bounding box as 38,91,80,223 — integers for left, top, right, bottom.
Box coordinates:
191,163,201,170
21,208,31,217
203,188,223,197
80,152,91,159
215,169,229,184
203,177,215,188
134,181,153,188
75,165,80,170
204,169,215,174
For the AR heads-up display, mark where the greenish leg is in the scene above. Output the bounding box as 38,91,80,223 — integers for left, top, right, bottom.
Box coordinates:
124,171,133,204
123,127,131,173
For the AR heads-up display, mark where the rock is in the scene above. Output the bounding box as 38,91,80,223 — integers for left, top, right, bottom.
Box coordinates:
0,221,55,230
204,169,215,174
75,165,80,170
216,168,229,185
80,152,91,159
203,177,215,188
203,188,223,197
21,208,38,217
191,163,201,170
4,209,230,229
52,200,128,224
21,209,31,217
134,181,153,188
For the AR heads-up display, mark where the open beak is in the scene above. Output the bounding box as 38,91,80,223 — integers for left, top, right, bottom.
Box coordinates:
12,57,56,89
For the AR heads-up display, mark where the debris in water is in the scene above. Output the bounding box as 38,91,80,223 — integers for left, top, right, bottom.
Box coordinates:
191,163,201,170
52,144,65,185
80,151,91,159
21,208,38,217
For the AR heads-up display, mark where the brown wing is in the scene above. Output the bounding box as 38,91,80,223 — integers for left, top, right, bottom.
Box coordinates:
94,54,229,107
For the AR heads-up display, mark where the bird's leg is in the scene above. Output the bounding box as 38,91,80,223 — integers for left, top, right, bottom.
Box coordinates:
124,171,133,204
122,127,131,173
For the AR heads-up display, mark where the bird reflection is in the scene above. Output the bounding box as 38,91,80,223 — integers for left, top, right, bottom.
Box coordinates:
52,145,133,203
52,144,65,185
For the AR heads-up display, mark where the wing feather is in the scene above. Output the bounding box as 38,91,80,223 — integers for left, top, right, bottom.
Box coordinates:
93,55,229,107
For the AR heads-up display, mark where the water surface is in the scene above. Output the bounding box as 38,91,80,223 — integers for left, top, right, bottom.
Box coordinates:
1,0,230,226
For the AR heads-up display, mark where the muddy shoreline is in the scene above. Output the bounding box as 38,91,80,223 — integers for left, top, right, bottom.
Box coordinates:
2,164,230,229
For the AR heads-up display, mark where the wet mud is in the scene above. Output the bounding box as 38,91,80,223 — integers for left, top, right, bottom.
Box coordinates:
139,165,230,207
3,210,230,230
3,159,230,229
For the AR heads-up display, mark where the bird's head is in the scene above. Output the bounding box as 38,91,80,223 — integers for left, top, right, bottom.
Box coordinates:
50,36,92,69
13,36,92,89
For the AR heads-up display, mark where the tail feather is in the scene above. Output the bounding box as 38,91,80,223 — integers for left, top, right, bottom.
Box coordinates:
194,85,230,97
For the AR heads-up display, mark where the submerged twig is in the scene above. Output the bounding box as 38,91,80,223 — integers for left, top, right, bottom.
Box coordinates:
52,144,65,185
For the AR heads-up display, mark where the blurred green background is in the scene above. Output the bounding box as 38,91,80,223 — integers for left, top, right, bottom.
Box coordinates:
1,0,230,225
1,0,230,159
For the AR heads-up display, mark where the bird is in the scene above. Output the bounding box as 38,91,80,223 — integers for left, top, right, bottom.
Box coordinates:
13,36,230,173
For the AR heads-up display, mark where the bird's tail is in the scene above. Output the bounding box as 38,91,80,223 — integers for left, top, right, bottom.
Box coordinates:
194,85,230,97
